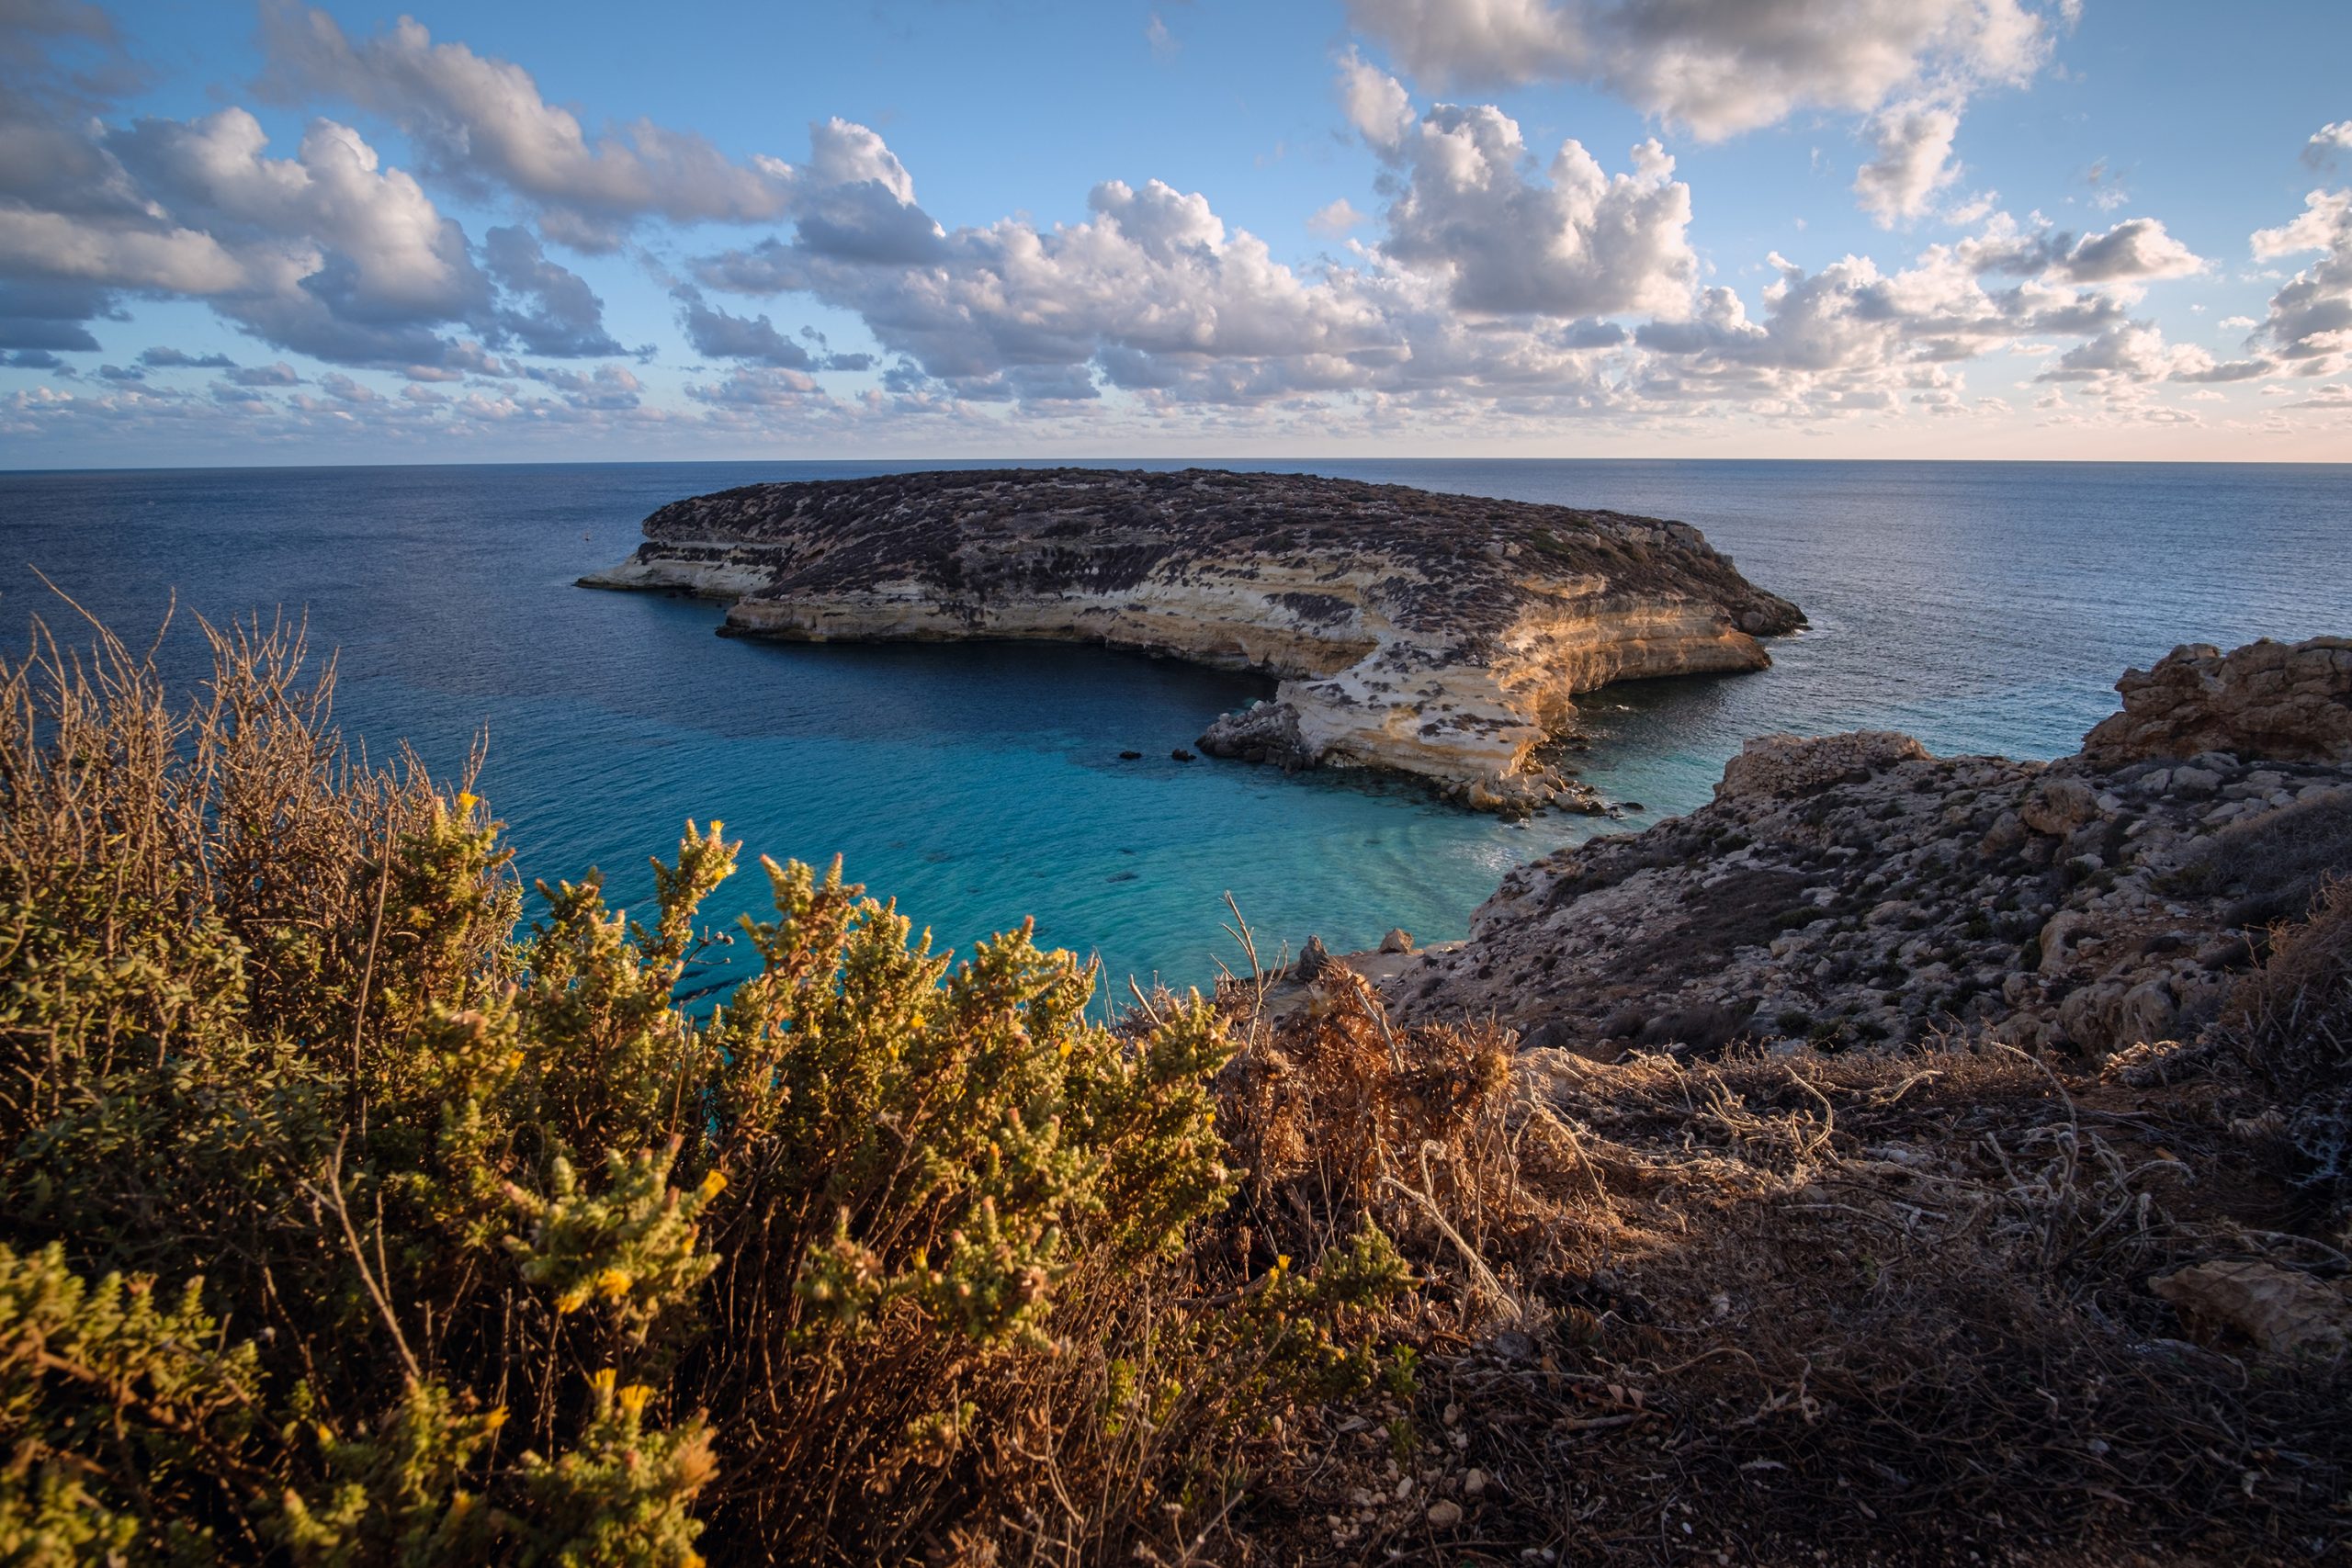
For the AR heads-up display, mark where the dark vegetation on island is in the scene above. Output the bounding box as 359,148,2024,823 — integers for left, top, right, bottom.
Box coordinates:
0,611,2346,1565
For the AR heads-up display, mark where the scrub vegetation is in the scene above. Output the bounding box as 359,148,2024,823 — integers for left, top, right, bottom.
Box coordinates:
1,614,2345,1565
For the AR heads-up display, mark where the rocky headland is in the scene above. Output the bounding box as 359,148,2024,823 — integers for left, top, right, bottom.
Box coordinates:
580,468,1803,811
1376,635,2352,1063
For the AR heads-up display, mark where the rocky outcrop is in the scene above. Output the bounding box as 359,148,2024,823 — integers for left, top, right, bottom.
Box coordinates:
1385,636,2352,1061
2082,636,2352,768
582,468,1803,810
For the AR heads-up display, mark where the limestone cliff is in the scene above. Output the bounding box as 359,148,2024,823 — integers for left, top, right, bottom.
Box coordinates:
581,468,1804,810
1382,634,2352,1059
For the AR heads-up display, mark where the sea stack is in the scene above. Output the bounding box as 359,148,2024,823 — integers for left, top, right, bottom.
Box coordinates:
582,468,1804,810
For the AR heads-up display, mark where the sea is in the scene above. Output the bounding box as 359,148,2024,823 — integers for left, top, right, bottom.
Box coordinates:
1,459,2346,998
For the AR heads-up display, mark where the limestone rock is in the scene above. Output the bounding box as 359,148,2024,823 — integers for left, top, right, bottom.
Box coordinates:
2150,1260,2352,1356
2020,777,2099,837
2082,637,2352,768
1714,731,1928,802
1388,674,2352,1060
1380,928,1415,954
583,468,1804,811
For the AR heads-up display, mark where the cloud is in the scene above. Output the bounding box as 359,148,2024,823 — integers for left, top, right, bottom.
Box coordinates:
0,280,116,351
225,360,301,386
1853,96,1962,225
138,345,237,367
1958,214,2206,284
257,3,798,250
674,286,815,368
2249,186,2352,368
1346,64,1699,318
1307,198,1366,236
1341,0,2061,226
694,168,1398,397
315,369,377,402
1340,0,2054,138
0,17,628,376
481,224,621,356
521,362,642,409
2,348,65,368
2304,120,2352,170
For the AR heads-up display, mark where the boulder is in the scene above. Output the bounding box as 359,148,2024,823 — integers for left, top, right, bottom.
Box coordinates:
2020,777,2100,837
1714,730,1930,802
2150,1260,2352,1356
1379,928,1415,954
2082,637,2352,769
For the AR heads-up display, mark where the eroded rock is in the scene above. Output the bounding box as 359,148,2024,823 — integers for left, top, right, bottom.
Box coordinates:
583,468,1804,810
2083,637,2352,768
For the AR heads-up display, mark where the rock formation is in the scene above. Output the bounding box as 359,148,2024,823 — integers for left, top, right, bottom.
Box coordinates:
1384,635,2352,1060
2081,636,2352,768
581,468,1803,811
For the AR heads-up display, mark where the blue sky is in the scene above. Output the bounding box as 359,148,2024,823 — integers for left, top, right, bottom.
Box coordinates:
3,0,2348,464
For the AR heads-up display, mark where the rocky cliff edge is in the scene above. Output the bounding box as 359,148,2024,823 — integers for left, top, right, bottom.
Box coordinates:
581,468,1804,812
1385,636,2352,1059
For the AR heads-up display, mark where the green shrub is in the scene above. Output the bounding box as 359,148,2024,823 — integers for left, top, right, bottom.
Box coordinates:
0,616,1419,1563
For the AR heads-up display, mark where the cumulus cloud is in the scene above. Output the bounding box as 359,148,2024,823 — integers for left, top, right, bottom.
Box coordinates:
1343,0,2061,224
0,17,629,376
2304,120,2352,170
1853,97,1962,225
481,225,621,356
694,168,1397,398
256,4,797,250
1341,0,2054,136
1343,62,1698,318
1958,214,2206,284
2249,186,2352,368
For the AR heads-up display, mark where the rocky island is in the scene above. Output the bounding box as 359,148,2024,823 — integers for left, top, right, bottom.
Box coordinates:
580,468,1804,811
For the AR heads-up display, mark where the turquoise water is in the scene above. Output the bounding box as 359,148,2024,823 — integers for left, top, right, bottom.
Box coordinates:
1,459,2346,992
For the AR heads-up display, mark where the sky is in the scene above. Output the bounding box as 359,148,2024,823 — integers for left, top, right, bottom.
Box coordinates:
2,0,2348,466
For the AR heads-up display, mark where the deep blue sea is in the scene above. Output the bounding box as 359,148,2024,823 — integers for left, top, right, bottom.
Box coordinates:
1,460,2346,995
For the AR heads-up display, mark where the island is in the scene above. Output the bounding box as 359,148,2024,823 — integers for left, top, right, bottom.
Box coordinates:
580,468,1804,811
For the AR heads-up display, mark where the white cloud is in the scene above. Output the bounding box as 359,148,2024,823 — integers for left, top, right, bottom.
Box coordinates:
1341,0,2054,137
1306,198,1366,236
1342,0,2063,225
1854,96,1962,225
2304,120,2352,170
257,3,798,250
1360,79,1698,318
2249,186,2352,367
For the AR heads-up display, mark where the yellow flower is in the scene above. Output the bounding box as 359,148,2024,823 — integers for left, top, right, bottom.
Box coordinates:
697,1169,728,1201
594,1267,633,1301
556,1283,591,1314
591,1367,617,1394
457,791,479,813
482,1405,508,1432
618,1383,651,1418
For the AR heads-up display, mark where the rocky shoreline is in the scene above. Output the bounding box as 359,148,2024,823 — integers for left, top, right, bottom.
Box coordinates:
1349,635,2352,1063
581,468,1803,812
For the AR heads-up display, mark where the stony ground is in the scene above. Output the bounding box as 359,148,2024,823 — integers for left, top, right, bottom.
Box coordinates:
1386,638,2352,1066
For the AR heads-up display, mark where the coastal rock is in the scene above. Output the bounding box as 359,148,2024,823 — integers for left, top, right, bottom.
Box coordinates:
2081,636,2352,768
1714,731,1928,802
582,468,1804,809
1385,637,2352,1061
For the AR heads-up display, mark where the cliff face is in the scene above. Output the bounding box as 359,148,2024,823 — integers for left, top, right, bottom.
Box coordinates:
581,468,1804,810
1384,635,2352,1060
